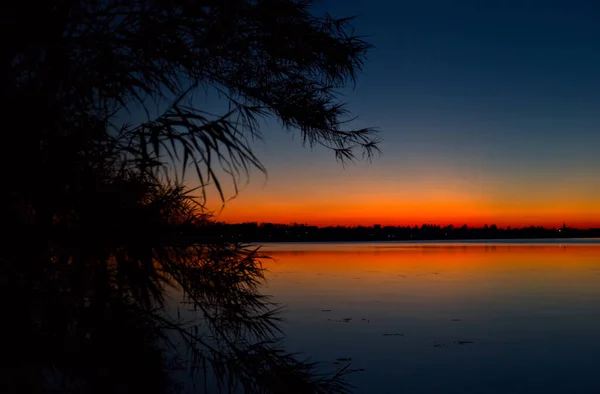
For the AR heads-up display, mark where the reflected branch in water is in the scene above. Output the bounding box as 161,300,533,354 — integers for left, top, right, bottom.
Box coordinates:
2,216,352,393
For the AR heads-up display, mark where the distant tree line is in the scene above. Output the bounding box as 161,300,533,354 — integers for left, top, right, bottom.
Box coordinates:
203,222,600,243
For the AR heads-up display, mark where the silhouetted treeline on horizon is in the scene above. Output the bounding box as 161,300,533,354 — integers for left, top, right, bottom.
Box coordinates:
200,222,600,243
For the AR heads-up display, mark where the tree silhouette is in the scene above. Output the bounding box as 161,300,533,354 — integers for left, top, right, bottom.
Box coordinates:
2,0,377,392
4,0,379,203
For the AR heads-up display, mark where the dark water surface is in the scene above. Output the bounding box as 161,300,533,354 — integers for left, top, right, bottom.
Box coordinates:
259,241,600,393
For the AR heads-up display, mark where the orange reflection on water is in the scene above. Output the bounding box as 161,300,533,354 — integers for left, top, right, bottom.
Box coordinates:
259,245,600,307
262,245,600,272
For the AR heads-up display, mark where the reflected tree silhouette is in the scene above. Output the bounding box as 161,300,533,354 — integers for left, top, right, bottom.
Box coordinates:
1,0,378,392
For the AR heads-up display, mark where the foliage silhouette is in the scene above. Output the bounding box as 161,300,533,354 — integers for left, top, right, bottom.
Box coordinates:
4,0,380,203
1,0,377,392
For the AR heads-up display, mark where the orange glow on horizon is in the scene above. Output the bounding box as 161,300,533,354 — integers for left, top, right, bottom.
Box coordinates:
209,194,600,229
201,164,600,229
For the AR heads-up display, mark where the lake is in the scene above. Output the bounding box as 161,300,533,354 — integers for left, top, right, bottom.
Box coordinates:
258,240,600,394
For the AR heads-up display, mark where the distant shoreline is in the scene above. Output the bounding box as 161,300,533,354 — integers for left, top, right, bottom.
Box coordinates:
205,223,600,243
255,238,600,245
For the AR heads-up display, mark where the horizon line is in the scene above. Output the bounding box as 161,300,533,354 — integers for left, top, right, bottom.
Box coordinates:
216,221,600,230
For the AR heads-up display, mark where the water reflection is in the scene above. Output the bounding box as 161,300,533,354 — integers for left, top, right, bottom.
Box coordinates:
260,243,600,394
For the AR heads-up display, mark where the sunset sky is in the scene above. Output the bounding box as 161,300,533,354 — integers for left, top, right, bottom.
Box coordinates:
201,0,600,228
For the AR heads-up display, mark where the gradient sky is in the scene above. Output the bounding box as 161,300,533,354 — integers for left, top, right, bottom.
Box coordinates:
201,0,600,228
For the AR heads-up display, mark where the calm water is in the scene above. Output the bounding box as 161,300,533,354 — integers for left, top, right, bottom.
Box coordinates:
259,240,600,394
